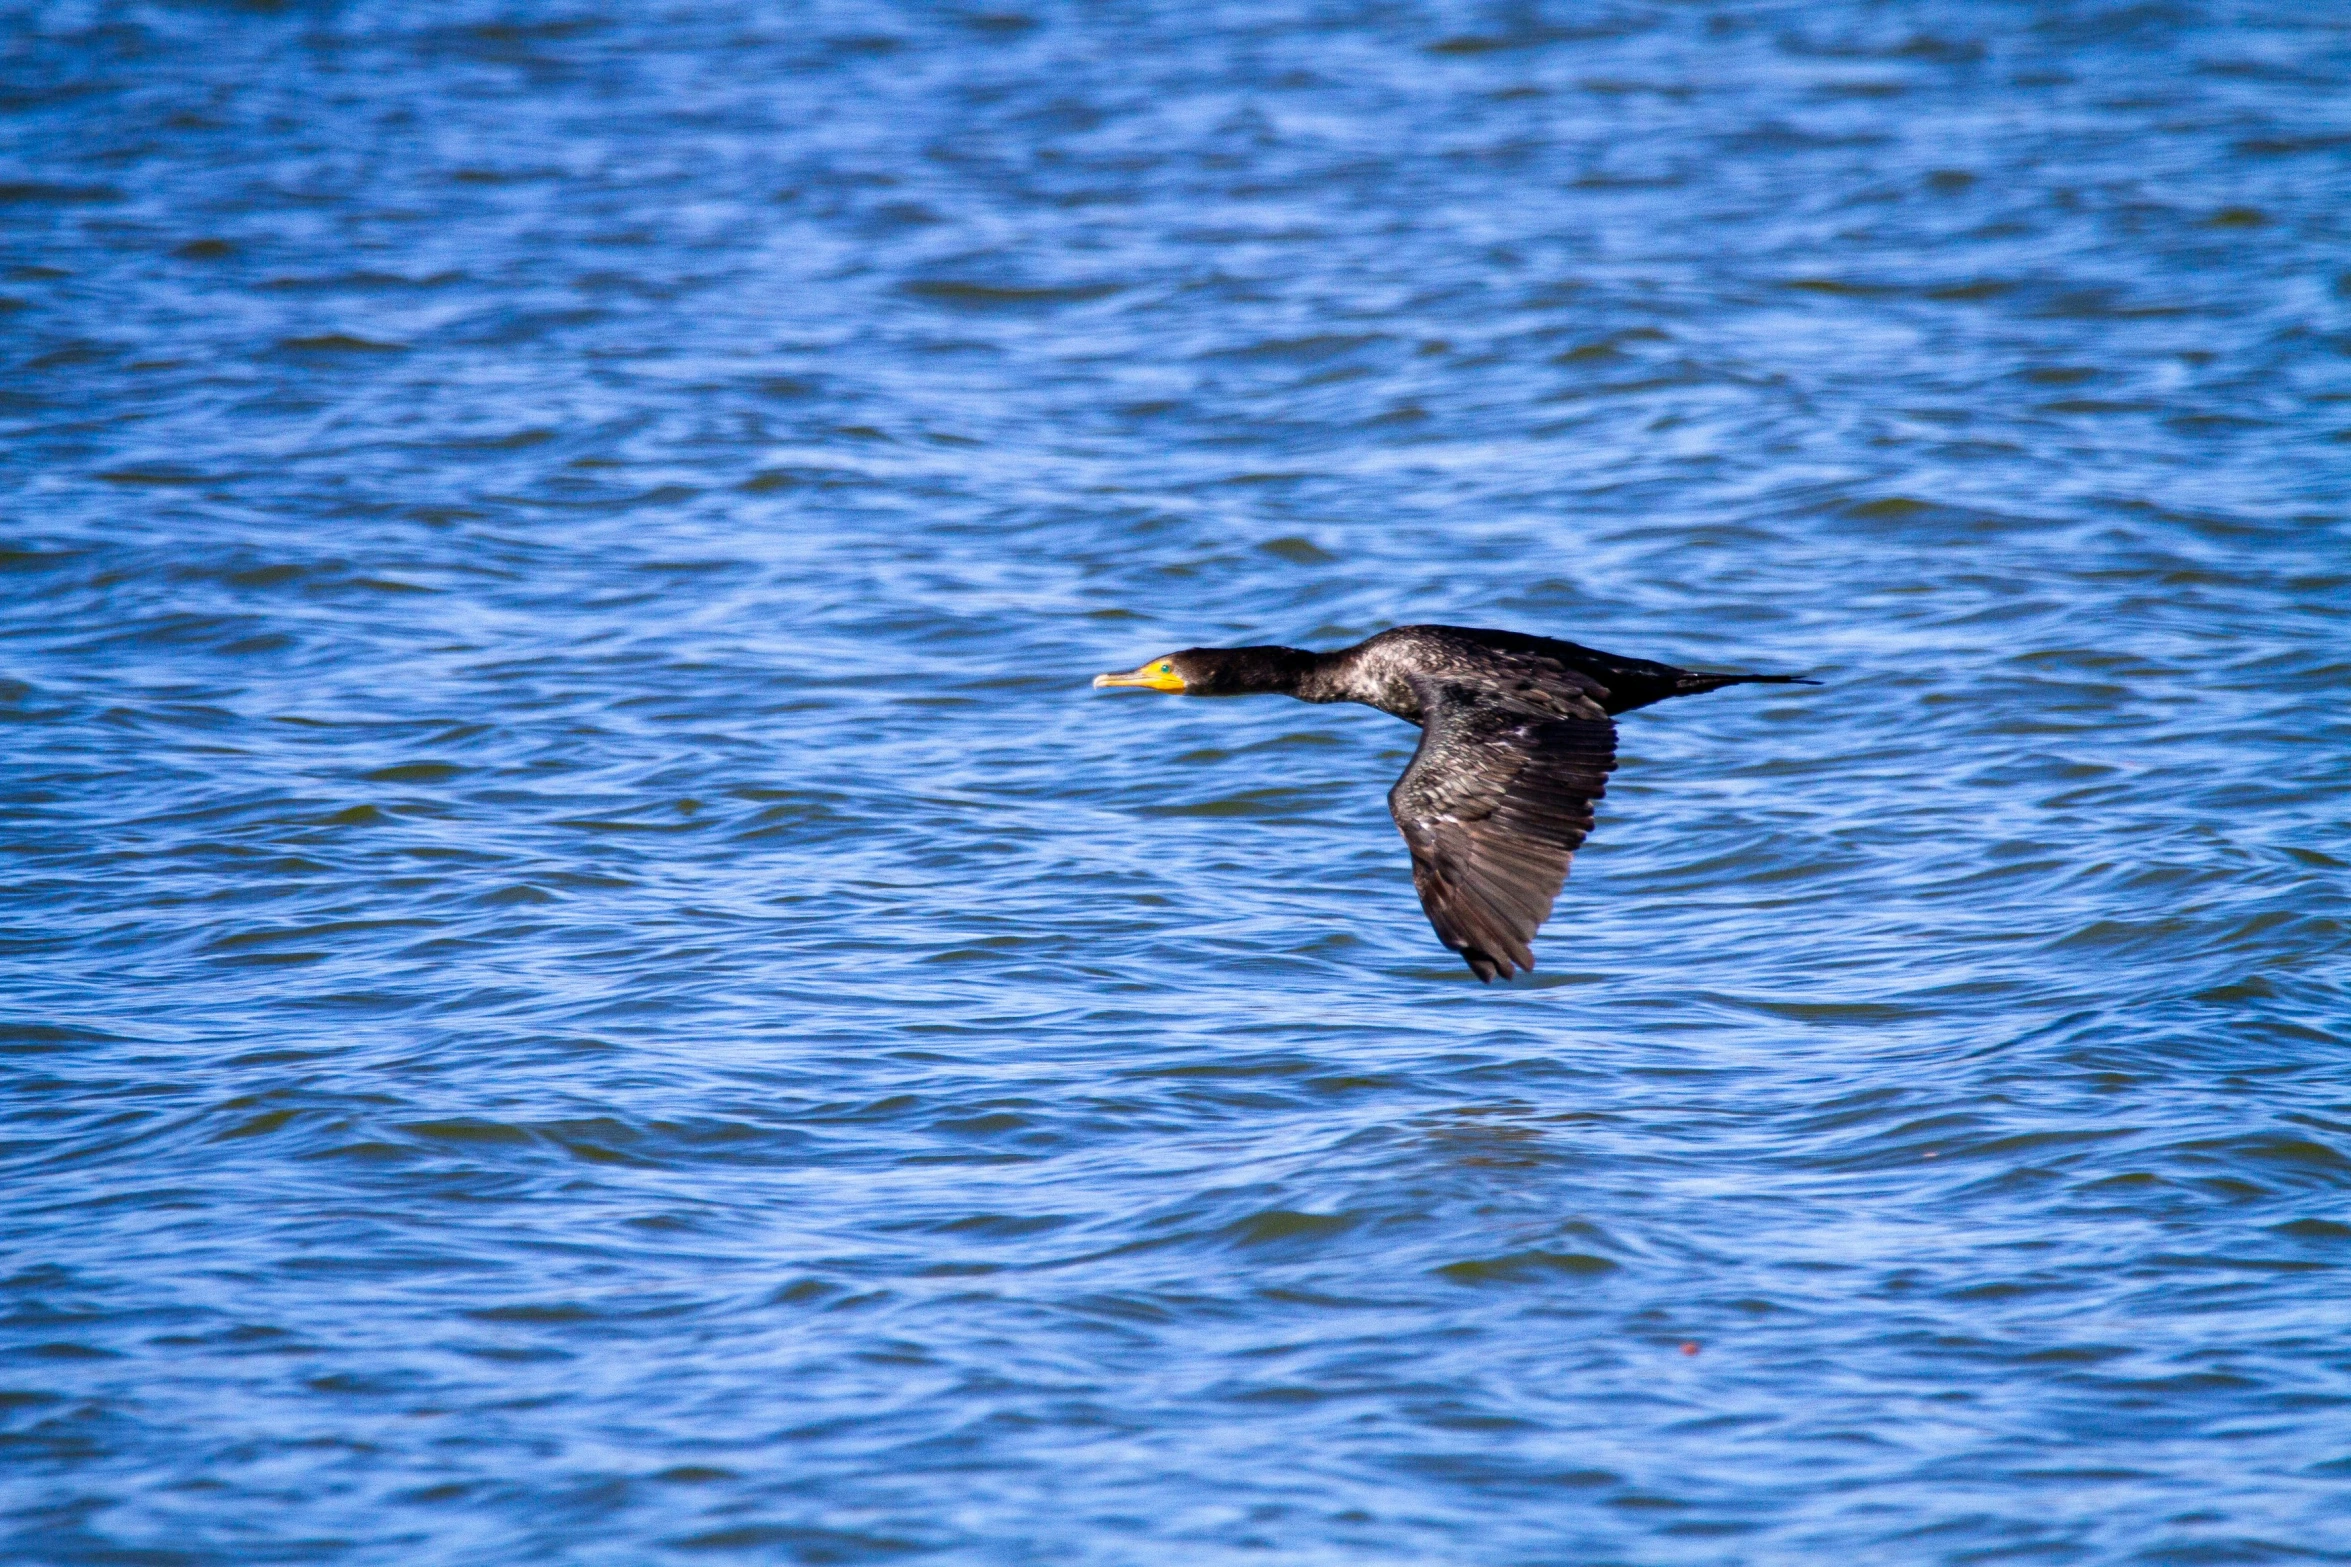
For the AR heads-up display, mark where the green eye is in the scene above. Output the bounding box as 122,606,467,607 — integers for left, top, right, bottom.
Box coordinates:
1160,663,1172,673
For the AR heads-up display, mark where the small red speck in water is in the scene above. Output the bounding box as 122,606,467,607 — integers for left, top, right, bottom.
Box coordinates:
1680,1342,1700,1355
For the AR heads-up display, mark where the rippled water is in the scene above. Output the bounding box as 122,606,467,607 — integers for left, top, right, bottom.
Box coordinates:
6,2,2350,1562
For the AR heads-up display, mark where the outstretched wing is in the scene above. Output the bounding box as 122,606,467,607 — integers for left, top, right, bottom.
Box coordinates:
1388,679,1617,981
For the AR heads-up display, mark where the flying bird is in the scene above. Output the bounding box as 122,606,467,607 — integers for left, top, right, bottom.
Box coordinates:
1094,624,1814,981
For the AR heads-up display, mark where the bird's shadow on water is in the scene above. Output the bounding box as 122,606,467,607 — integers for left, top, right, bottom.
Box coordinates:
1400,966,1606,990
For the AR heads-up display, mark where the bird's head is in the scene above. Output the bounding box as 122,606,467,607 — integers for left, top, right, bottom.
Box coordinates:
1092,650,1206,694
1092,646,1314,697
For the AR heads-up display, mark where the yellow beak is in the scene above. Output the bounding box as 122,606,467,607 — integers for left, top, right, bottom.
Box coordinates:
1093,662,1187,693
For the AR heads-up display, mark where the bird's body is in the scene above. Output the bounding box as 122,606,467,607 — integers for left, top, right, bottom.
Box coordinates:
1095,625,1814,982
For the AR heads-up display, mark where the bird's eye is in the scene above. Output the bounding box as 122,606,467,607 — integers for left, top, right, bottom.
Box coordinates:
1159,663,1172,673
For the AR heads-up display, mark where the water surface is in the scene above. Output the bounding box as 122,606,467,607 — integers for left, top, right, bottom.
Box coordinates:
4,2,2349,1562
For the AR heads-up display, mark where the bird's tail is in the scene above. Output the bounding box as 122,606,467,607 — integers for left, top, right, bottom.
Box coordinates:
1671,671,1820,697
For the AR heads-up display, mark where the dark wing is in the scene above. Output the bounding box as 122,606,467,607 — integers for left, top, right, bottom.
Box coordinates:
1388,679,1617,982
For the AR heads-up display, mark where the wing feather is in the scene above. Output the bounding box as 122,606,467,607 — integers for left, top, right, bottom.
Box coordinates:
1388,679,1617,981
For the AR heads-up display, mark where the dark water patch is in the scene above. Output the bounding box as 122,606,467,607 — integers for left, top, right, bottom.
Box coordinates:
1434,1250,1618,1285
261,269,469,293
1225,1209,1355,1248
93,467,225,487
0,182,121,205
898,279,1121,310
270,333,408,355
362,762,465,784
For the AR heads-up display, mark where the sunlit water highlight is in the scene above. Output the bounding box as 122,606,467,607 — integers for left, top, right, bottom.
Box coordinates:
4,3,2349,1562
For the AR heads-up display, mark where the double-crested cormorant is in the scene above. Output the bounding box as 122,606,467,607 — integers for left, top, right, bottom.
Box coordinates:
1094,624,1815,982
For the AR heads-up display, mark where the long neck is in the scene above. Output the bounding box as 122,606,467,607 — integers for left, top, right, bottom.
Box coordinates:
1218,645,1322,696
1213,644,1420,722
1294,642,1422,721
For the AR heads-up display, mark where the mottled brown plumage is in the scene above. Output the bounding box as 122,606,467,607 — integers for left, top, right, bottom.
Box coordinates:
1094,625,1815,981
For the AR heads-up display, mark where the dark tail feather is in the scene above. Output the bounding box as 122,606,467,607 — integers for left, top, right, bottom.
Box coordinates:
1600,666,1820,713
1672,671,1820,696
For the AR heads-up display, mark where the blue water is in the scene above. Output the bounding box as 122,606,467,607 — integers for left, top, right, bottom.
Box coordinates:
5,3,2349,1562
